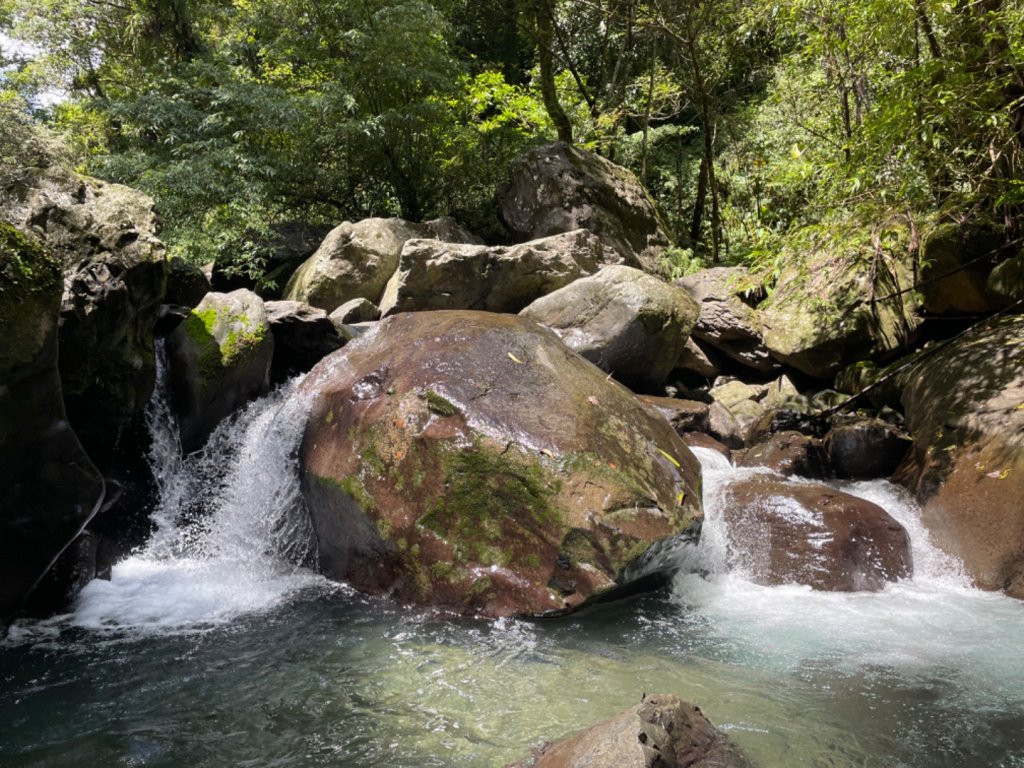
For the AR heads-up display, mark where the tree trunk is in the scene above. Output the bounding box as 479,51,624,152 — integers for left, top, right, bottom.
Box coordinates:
532,0,574,143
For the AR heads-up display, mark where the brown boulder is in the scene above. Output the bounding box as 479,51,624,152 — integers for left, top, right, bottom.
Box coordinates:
298,311,702,617
506,694,749,768
896,314,1024,597
825,419,912,479
721,476,912,591
737,431,829,478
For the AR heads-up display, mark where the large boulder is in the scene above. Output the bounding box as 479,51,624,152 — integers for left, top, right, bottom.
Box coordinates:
0,223,105,619
759,221,920,378
895,315,1024,597
919,221,1006,314
264,300,345,383
720,475,912,591
507,694,750,768
166,290,274,453
824,418,912,479
379,229,605,316
520,265,700,392
165,256,210,309
298,311,703,618
676,267,776,373
283,217,480,311
497,142,671,272
0,165,167,467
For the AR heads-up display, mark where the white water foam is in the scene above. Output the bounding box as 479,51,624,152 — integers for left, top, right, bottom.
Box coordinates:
675,446,1024,706
72,351,329,634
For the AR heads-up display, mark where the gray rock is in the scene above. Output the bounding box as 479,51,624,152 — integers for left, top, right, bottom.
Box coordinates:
0,164,168,468
167,290,274,453
506,694,750,768
497,142,671,272
264,300,345,383
919,221,1005,314
988,253,1024,302
380,229,605,316
677,267,776,373
707,401,744,449
166,256,210,308
640,396,711,434
329,298,381,326
283,216,480,311
520,265,700,391
674,337,721,378
0,224,105,619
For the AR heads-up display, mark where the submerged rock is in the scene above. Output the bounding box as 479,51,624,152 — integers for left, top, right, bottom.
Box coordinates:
520,265,700,392
298,311,702,618
506,694,750,768
284,216,479,311
720,475,912,591
0,223,105,619
497,142,671,272
167,289,274,453
896,314,1024,598
379,229,605,315
0,164,167,468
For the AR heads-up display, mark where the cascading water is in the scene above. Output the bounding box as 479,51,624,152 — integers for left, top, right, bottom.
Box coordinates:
3,385,1023,767
70,346,329,633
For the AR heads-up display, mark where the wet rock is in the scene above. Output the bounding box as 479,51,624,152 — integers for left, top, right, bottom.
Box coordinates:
759,221,920,378
919,221,1005,314
0,223,105,619
0,164,168,468
166,256,210,308
507,694,750,768
721,475,913,591
167,290,274,453
329,297,380,326
298,310,702,618
825,419,912,479
520,265,700,392
497,141,671,272
895,314,1024,597
677,267,776,373
284,216,479,311
681,432,733,460
379,229,605,315
264,300,345,383
737,431,829,478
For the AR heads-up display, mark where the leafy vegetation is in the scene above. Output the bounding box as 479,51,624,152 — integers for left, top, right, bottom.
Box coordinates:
2,0,1022,283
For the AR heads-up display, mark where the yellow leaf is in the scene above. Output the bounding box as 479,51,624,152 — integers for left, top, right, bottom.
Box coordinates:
790,143,802,159
658,448,681,468
508,352,524,364
676,491,685,505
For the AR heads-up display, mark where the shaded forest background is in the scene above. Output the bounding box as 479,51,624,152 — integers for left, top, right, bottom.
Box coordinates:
2,0,1022,287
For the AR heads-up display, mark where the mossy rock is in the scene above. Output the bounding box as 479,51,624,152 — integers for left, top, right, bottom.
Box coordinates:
298,310,702,618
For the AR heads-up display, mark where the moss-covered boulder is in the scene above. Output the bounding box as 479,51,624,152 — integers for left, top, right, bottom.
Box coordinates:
895,315,1024,598
520,265,700,392
0,164,167,469
919,221,1006,314
298,311,702,618
759,220,920,378
166,289,274,453
0,222,105,619
497,142,671,273
283,217,480,311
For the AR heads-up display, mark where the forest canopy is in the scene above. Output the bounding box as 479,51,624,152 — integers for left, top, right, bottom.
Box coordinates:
2,0,1022,283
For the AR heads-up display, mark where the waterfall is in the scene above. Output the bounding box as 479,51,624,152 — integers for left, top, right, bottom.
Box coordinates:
72,347,328,633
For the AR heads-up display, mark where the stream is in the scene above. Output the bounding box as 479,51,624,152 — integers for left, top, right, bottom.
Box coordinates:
2,372,1023,767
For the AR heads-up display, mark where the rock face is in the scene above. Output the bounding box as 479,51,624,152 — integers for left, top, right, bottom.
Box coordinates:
919,222,1005,314
0,165,167,467
825,419,912,479
379,229,605,316
720,475,912,591
520,265,700,392
677,267,775,373
497,142,671,272
264,300,345,382
896,315,1024,597
0,223,105,619
759,224,920,378
298,311,702,618
507,694,750,768
167,290,274,453
283,217,480,311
